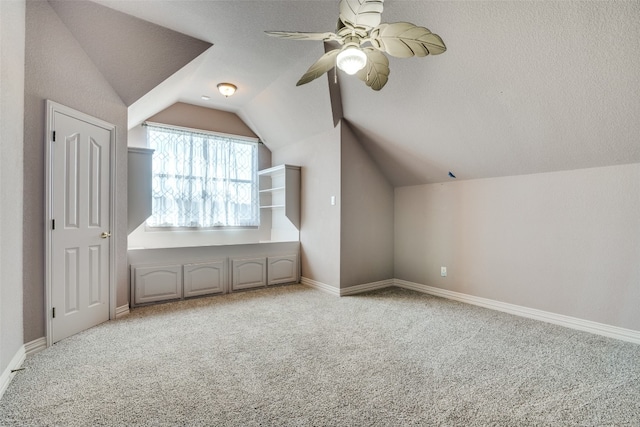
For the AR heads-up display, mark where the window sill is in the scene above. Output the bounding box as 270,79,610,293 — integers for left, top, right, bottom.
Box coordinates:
144,225,260,232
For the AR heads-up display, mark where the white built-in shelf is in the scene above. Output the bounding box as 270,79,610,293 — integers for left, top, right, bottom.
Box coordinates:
259,164,301,234
258,164,295,177
259,186,285,193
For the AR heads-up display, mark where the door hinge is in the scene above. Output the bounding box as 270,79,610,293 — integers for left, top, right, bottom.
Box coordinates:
52,131,56,142
52,219,55,230
52,307,56,318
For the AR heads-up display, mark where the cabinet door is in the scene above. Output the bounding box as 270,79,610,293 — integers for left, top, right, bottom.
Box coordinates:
232,257,266,291
267,254,299,286
133,264,182,305
184,260,226,297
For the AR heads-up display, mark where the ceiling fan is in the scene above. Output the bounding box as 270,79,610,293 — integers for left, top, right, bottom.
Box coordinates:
265,0,446,91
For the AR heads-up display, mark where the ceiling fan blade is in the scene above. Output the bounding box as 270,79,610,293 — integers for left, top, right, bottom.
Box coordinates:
355,48,390,91
296,49,341,86
339,0,384,31
265,31,339,41
369,22,446,58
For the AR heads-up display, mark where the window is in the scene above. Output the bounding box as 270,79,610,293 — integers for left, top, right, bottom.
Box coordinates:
146,124,259,228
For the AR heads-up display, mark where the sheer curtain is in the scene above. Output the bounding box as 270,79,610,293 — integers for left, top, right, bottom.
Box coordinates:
146,125,259,228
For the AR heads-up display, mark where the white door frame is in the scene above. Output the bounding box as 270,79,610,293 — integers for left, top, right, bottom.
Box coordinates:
44,100,117,347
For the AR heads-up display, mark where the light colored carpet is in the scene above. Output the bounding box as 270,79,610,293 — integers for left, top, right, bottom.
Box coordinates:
1,285,639,426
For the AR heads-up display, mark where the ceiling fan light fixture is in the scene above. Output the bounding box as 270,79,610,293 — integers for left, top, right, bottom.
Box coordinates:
336,46,367,75
217,83,237,97
266,0,445,90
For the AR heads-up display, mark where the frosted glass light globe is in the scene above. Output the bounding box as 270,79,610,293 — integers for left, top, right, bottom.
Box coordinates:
217,83,237,97
336,47,367,75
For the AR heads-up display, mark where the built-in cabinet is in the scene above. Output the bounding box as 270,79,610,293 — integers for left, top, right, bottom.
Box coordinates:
227,255,299,289
267,254,299,286
133,264,182,305
259,164,300,241
183,260,226,298
231,257,267,291
129,242,300,307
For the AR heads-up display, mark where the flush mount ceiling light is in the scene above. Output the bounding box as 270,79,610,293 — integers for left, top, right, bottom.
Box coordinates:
336,45,367,75
265,0,446,91
217,83,237,97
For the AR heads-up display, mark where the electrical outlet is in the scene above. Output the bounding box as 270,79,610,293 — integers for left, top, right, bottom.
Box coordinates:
441,266,447,277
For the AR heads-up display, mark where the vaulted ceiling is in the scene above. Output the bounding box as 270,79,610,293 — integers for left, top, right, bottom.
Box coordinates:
48,0,211,106
54,0,640,186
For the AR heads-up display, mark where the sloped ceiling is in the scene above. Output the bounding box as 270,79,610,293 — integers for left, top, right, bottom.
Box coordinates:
48,0,211,106
81,0,639,185
340,1,640,185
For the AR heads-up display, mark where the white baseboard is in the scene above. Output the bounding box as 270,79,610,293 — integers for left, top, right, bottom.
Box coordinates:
340,279,394,296
115,304,130,319
301,277,394,296
24,337,47,356
0,345,26,400
305,276,640,344
301,277,340,296
394,279,640,345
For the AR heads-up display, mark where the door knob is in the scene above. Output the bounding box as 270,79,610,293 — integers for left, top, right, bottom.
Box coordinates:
100,232,111,239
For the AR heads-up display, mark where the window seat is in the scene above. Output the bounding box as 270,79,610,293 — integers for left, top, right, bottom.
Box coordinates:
128,241,300,306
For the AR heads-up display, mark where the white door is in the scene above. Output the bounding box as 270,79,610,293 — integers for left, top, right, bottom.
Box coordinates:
49,105,113,343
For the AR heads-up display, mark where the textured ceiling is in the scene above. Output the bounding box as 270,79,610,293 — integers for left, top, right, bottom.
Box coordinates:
83,0,640,185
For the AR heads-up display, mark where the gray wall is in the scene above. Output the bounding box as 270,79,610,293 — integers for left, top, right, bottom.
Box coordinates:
395,163,640,331
272,126,341,288
146,102,258,139
23,1,128,342
0,0,25,374
340,122,394,288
